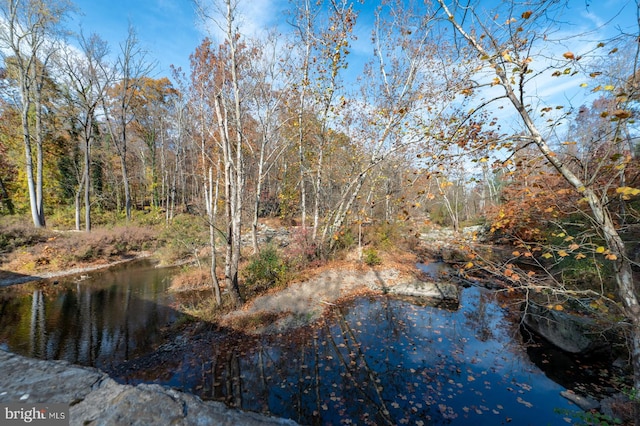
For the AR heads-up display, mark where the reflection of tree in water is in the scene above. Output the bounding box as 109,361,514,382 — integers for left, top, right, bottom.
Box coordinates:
463,291,493,342
82,287,587,425
0,263,182,370
29,289,45,358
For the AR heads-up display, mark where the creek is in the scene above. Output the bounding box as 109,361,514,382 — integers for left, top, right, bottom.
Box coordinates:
0,259,609,425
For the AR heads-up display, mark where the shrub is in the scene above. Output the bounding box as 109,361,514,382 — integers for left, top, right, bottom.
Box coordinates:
158,214,207,262
242,245,288,299
284,227,320,270
366,221,403,250
333,227,356,251
362,247,382,266
0,217,50,253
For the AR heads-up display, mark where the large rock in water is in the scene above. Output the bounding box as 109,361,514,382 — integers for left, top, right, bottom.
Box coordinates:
389,280,458,301
0,350,298,426
522,303,604,354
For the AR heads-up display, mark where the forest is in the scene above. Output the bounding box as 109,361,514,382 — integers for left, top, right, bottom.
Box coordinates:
0,0,639,421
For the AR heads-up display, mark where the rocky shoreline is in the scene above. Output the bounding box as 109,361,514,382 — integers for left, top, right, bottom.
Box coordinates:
0,350,298,426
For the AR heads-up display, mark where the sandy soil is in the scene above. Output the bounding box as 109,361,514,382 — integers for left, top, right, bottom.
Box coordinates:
221,265,413,334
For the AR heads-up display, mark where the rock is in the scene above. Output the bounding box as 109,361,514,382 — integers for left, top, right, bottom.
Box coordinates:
389,280,458,301
601,393,633,424
522,303,604,354
0,350,298,426
560,390,600,411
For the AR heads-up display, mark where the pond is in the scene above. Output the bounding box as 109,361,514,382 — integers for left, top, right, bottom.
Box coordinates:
0,260,601,425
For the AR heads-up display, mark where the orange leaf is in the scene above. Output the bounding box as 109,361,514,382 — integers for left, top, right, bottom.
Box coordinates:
563,52,575,60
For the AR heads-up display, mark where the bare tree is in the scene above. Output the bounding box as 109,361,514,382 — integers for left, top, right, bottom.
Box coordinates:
247,32,294,253
101,25,155,221
59,32,113,232
196,0,248,306
436,0,640,406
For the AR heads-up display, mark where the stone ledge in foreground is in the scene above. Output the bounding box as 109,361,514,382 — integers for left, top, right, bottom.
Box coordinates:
0,350,298,426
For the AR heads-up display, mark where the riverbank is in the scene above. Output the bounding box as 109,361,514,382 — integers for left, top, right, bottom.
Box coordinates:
0,349,298,426
0,253,153,287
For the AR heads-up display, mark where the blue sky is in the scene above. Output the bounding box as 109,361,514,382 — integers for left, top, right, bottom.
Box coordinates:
71,0,203,76
68,0,638,82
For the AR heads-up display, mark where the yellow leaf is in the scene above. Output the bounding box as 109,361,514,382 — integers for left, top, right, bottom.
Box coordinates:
575,253,586,260
595,246,606,253
616,186,640,196
542,253,553,259
465,262,474,269
604,85,615,91
606,253,618,261
569,243,580,250
580,83,588,88
554,304,564,311
558,250,569,257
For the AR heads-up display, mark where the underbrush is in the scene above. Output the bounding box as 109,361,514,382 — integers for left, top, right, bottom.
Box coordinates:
69,226,157,262
0,217,52,253
178,292,238,322
157,214,208,264
169,267,213,292
0,214,160,273
241,245,289,301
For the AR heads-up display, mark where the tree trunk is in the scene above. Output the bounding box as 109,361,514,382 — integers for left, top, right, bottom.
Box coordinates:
207,166,222,305
21,100,43,228
215,94,242,307
438,0,640,399
251,136,267,254
84,136,91,233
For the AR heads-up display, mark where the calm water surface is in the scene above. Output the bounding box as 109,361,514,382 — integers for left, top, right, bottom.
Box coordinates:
0,261,589,425
0,259,181,370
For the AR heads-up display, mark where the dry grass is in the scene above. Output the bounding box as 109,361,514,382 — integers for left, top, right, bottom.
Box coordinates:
0,219,158,276
169,267,215,292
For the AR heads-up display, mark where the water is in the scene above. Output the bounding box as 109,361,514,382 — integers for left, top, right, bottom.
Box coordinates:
0,259,182,370
0,261,593,425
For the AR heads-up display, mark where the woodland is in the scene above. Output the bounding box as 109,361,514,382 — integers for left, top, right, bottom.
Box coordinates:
0,0,640,421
